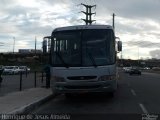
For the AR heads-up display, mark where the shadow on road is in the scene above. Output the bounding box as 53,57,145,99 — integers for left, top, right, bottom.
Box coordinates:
64,93,114,103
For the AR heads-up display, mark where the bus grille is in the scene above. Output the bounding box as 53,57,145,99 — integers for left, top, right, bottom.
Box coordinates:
67,76,97,80
64,85,100,89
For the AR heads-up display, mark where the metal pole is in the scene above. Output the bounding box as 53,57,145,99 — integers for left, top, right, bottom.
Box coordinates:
138,47,139,66
25,68,28,78
112,13,115,31
13,37,15,54
86,6,88,25
34,71,37,88
35,36,37,56
20,72,22,91
41,71,44,83
46,73,50,88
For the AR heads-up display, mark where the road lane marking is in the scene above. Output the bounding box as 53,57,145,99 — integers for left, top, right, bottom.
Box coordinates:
139,103,148,114
131,89,137,96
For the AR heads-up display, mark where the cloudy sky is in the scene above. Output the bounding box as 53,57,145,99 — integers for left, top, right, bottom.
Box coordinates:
0,0,160,60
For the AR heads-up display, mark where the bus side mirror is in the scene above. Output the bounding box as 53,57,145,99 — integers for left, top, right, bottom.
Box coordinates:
117,41,122,51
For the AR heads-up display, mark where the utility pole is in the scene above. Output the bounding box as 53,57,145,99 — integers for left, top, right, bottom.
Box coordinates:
35,36,37,56
81,3,96,25
13,37,15,54
112,13,115,31
138,47,139,66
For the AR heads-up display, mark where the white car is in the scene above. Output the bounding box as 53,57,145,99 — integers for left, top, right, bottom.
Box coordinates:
3,66,20,75
123,67,132,73
19,66,30,73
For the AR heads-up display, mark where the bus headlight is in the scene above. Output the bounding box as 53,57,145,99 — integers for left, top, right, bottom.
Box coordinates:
98,75,116,81
53,76,65,82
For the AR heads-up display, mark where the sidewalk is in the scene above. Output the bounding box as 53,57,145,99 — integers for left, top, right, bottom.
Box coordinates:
0,73,46,97
0,88,54,114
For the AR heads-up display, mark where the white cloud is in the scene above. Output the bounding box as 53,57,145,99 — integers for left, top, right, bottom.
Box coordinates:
0,0,160,60
16,0,41,8
150,49,160,59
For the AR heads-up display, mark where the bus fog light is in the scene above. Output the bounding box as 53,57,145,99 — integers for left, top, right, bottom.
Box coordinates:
98,75,116,81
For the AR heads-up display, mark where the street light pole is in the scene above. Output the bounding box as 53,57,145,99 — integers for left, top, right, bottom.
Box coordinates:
13,37,15,54
138,47,140,66
35,36,37,56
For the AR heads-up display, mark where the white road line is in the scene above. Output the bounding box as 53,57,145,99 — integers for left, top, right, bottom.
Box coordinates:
139,103,148,114
131,89,137,96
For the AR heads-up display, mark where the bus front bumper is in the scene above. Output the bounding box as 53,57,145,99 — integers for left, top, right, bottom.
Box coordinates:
53,80,117,94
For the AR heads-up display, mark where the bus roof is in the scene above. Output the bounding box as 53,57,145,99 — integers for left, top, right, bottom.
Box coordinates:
52,25,113,32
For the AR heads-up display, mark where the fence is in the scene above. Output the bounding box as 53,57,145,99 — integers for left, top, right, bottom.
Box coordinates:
0,71,49,97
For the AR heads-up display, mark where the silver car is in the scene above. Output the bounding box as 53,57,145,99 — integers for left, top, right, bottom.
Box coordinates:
3,66,20,75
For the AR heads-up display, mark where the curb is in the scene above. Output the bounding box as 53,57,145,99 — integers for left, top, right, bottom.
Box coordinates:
8,93,56,114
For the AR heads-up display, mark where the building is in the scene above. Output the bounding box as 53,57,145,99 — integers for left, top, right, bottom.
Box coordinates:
19,49,31,54
19,49,42,54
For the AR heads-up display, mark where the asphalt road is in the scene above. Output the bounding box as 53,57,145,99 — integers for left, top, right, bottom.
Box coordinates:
31,71,160,119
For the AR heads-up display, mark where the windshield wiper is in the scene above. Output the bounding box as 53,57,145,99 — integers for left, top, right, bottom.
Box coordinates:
87,52,97,68
55,52,69,68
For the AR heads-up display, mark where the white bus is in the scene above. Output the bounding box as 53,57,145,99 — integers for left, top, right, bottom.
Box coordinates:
48,25,122,97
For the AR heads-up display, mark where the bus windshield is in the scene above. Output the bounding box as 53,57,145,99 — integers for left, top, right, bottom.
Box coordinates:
51,29,115,67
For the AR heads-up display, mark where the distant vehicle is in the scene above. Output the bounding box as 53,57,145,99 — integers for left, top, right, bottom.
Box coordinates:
152,67,160,70
143,67,150,70
123,67,132,73
3,66,20,75
19,66,27,73
27,67,31,72
19,66,30,73
129,68,141,75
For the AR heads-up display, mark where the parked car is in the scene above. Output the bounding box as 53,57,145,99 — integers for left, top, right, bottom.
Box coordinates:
143,67,150,70
26,66,30,73
129,68,141,75
3,66,20,75
19,66,27,73
123,67,132,73
19,66,30,73
152,67,160,71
